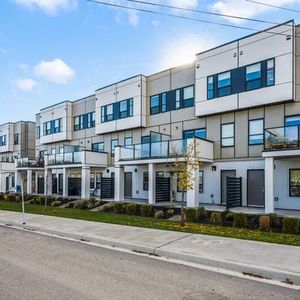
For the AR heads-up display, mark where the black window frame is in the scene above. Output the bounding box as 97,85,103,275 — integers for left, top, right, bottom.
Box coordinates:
14,133,19,145
0,135,6,146
124,137,133,146
217,71,231,97
182,86,194,108
199,170,204,193
221,122,235,148
36,126,40,139
111,139,119,156
143,172,149,191
266,58,275,87
183,128,207,140
249,118,264,145
150,94,160,115
246,62,262,91
92,142,104,153
207,76,214,100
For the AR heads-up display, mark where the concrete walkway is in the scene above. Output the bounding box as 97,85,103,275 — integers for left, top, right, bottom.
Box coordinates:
0,210,300,285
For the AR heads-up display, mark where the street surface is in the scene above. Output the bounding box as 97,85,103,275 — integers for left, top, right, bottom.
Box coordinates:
0,226,298,300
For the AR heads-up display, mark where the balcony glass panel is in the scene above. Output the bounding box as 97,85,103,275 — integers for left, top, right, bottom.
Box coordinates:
73,152,82,163
151,141,168,158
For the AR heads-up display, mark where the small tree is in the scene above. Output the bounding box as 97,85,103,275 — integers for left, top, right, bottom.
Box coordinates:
170,139,202,226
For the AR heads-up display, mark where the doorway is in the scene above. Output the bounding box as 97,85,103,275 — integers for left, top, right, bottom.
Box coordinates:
221,170,236,205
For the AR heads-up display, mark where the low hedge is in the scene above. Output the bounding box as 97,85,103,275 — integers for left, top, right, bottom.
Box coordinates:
126,203,137,215
210,212,222,226
185,208,197,223
113,202,124,214
282,218,300,234
140,204,153,217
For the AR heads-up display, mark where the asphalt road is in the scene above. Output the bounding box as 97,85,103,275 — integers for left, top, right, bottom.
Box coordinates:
0,227,298,300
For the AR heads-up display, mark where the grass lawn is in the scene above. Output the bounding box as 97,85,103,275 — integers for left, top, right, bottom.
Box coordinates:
0,201,299,247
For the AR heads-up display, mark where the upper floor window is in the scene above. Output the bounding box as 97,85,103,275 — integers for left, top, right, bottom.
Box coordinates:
221,123,234,147
36,126,40,139
101,99,133,123
150,85,194,115
120,99,133,119
183,128,207,140
246,63,261,91
74,112,95,131
217,72,231,97
106,104,114,122
124,137,133,146
0,135,6,146
267,59,275,86
92,142,104,152
111,139,119,156
150,95,160,115
285,115,300,127
249,119,264,145
14,133,20,145
183,86,194,108
43,118,62,136
207,76,214,99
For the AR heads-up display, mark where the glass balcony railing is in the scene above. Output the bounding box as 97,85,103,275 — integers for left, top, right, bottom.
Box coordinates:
264,126,300,150
47,152,83,166
16,157,44,168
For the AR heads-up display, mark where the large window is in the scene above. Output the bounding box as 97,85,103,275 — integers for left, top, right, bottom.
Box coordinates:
150,85,194,115
106,104,114,122
0,135,6,146
285,115,300,127
43,118,62,136
75,112,95,131
101,99,133,123
150,95,160,115
249,119,264,145
183,128,207,140
246,63,262,91
221,123,234,147
120,99,133,119
217,71,231,97
111,139,119,156
143,172,149,191
289,169,300,197
92,142,104,152
74,115,84,131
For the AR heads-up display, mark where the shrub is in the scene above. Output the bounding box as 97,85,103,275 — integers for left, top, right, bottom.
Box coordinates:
268,213,280,230
282,218,300,234
98,202,114,212
210,212,222,226
5,194,16,202
0,193,5,201
15,195,22,203
39,196,46,205
113,202,124,214
225,212,235,222
140,204,153,217
65,202,75,209
167,208,175,217
184,208,197,223
197,207,207,222
33,196,40,205
126,203,137,215
259,216,271,231
25,194,34,201
51,201,61,207
74,201,89,210
233,213,247,228
154,210,164,219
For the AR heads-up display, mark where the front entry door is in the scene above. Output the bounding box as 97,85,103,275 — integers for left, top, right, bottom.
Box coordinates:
247,170,265,207
124,172,133,198
221,170,236,205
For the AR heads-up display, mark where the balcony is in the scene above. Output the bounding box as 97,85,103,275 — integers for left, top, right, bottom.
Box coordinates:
45,150,108,167
115,138,214,164
264,126,300,151
16,158,44,168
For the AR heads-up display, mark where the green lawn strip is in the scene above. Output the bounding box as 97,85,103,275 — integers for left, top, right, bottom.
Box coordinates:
0,201,299,247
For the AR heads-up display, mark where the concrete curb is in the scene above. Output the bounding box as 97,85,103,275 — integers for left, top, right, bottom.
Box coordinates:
2,220,300,286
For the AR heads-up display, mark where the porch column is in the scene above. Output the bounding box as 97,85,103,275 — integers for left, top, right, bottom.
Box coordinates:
265,157,274,214
114,166,124,201
62,168,69,197
44,168,52,196
148,163,156,205
27,169,33,194
187,161,199,208
81,166,91,200
15,171,22,193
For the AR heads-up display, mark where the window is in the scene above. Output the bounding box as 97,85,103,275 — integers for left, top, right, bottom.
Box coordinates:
143,172,149,191
249,119,264,145
199,170,204,193
14,133,19,145
285,115,300,127
141,136,151,144
43,118,62,136
59,147,64,154
0,135,6,146
246,63,262,91
74,115,83,131
51,148,56,154
289,169,300,197
124,137,133,146
183,128,207,140
161,93,167,112
120,100,128,119
92,142,104,152
150,95,160,115
221,123,234,147
156,171,164,178
101,99,133,123
183,86,194,108
267,59,275,86
101,106,105,123
175,89,181,109
87,112,95,128
217,72,231,96
90,173,95,189
54,118,62,133
106,104,113,122
207,76,214,99
36,126,40,139
111,139,119,156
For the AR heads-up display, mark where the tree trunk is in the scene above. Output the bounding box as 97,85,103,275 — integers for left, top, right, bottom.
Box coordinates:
180,191,185,227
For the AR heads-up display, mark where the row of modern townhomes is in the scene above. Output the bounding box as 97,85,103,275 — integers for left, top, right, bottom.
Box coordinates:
1,20,299,214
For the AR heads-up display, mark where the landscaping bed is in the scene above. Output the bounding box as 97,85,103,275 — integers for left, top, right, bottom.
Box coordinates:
0,193,300,246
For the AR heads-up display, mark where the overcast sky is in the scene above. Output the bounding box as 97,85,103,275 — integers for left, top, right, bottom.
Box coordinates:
0,0,299,123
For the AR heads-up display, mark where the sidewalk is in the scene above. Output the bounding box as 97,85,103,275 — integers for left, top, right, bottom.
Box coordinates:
0,210,300,285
